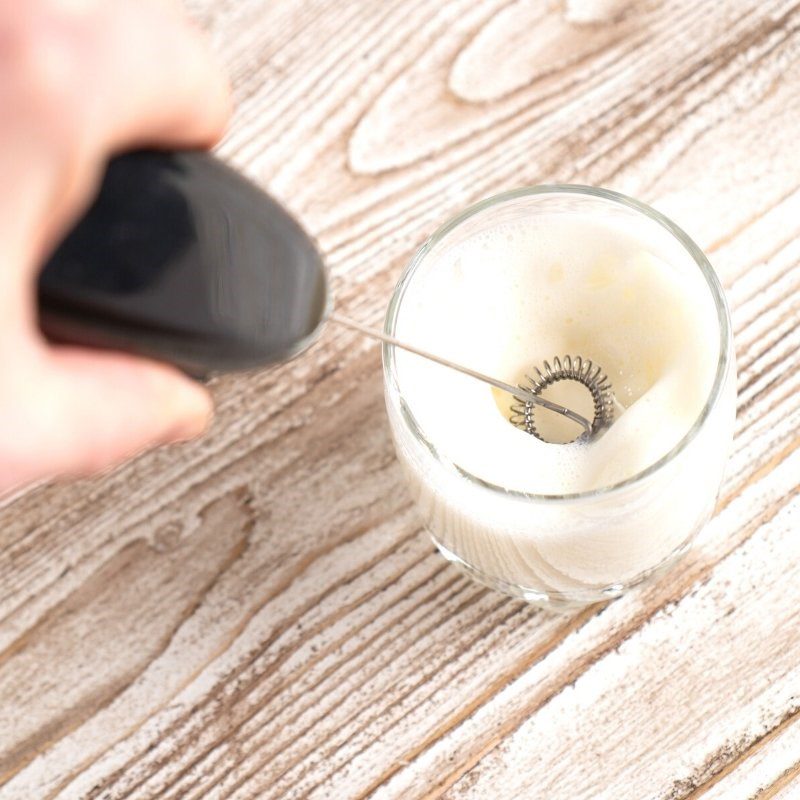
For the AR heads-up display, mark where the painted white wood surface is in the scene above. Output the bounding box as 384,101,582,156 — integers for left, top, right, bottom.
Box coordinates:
1,0,800,798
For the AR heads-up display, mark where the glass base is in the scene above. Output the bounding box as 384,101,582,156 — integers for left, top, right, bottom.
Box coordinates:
431,536,693,612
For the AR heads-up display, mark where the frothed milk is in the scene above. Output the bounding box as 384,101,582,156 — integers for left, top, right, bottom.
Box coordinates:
384,190,736,603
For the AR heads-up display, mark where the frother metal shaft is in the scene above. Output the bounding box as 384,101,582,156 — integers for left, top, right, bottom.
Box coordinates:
330,313,593,435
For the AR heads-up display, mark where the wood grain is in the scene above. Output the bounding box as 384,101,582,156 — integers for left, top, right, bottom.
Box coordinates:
2,0,800,798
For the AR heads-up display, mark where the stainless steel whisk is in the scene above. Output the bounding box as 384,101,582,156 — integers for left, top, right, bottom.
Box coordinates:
331,314,615,441
510,356,615,441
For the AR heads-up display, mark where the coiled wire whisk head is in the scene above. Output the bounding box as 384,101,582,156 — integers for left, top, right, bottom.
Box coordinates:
510,356,615,443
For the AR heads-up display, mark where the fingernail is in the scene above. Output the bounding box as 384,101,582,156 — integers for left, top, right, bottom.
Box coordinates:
167,381,213,443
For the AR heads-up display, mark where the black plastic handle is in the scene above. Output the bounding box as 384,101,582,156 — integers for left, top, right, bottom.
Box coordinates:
38,151,329,377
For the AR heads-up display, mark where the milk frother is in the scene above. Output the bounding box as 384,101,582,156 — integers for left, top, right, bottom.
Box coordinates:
38,150,329,377
38,150,604,439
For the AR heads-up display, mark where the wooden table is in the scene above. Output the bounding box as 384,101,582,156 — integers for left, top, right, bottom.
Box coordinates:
2,0,800,797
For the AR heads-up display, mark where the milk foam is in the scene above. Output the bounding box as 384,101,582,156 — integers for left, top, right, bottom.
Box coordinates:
394,213,719,494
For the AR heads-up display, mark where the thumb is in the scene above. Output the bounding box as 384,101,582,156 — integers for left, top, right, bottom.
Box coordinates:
36,346,212,479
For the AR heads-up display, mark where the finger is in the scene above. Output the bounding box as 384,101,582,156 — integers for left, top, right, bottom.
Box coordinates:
28,346,212,480
1,0,232,262
94,0,232,151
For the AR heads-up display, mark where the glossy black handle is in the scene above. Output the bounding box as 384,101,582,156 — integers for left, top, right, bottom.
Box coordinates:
38,151,329,377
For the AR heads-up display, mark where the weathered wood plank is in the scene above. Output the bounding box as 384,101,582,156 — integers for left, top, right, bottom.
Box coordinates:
689,713,800,799
442,486,800,800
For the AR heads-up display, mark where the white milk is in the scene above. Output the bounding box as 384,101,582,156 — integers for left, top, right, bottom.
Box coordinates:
384,197,736,603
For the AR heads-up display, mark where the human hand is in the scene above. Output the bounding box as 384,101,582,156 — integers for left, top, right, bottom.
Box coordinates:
0,0,231,492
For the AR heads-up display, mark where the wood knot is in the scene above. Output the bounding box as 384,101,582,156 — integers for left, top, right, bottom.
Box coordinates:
150,521,184,553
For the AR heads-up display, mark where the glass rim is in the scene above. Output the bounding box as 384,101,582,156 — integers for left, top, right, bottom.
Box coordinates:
382,184,733,503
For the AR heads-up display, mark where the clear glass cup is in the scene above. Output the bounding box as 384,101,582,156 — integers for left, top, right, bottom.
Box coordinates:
382,186,737,610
